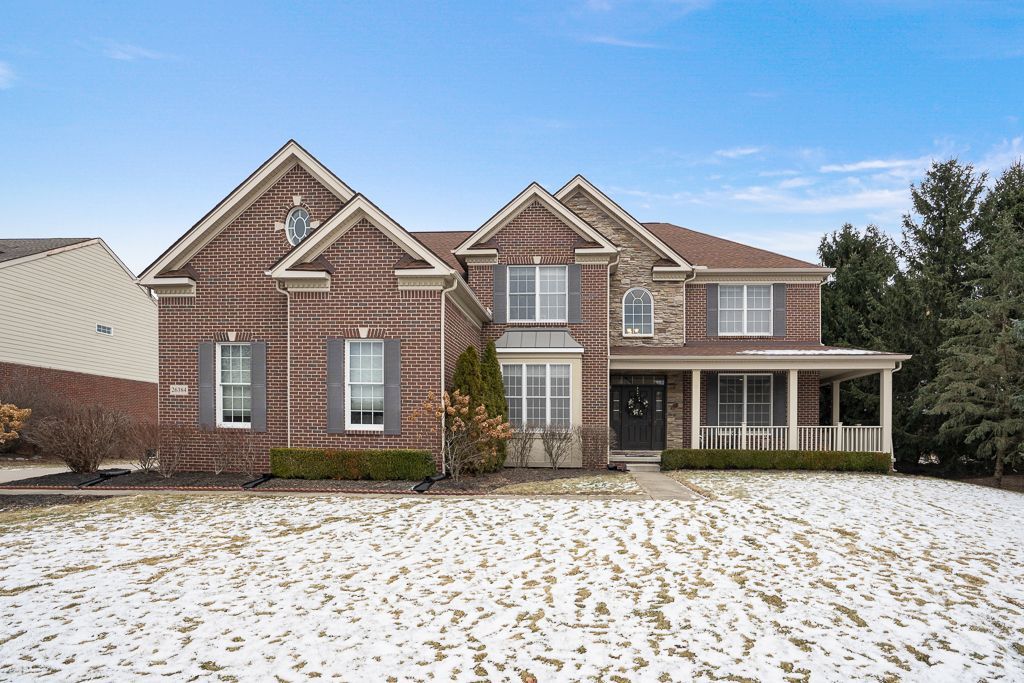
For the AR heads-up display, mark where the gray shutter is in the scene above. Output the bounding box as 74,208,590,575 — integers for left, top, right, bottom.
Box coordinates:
567,264,582,324
492,265,507,324
383,339,401,435
706,284,719,338
250,341,267,433
772,374,787,427
706,372,718,427
198,342,215,429
773,284,787,338
326,339,345,434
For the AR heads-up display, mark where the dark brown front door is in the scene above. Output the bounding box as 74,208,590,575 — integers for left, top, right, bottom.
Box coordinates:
611,383,666,450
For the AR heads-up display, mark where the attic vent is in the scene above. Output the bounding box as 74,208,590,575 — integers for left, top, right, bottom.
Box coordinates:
96,324,113,336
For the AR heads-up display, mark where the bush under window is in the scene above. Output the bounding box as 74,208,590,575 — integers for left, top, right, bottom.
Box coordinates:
270,447,435,480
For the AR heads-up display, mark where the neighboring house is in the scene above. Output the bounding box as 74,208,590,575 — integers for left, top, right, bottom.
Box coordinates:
0,238,158,422
138,141,908,471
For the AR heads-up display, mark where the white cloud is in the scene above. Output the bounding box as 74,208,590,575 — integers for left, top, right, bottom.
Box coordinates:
715,146,763,159
977,137,1024,173
730,186,907,214
778,176,815,189
103,42,171,61
819,158,927,173
0,62,14,89
581,35,663,48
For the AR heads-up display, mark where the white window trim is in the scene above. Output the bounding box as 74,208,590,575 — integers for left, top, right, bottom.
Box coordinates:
622,287,654,338
507,265,569,324
345,339,385,432
95,324,113,336
718,283,773,337
286,206,311,247
718,373,773,426
216,342,252,429
502,362,572,430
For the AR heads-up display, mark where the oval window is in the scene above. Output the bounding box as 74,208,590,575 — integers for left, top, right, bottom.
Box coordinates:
286,208,311,246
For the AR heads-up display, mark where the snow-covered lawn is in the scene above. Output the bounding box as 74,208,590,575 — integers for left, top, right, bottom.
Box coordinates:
492,472,642,495
1,474,1022,681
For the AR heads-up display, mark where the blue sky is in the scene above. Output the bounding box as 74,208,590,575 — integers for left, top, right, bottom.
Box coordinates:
1,1,1022,273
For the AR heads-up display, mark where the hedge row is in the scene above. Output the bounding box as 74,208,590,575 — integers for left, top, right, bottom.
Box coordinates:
660,449,891,474
269,448,436,481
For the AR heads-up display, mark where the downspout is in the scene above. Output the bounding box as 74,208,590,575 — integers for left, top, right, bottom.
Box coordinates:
274,281,291,447
681,270,697,346
438,276,459,476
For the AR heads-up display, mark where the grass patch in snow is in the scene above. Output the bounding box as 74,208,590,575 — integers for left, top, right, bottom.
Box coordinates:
491,472,641,495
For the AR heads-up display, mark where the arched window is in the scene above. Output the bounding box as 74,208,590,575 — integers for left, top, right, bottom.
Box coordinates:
623,288,654,336
286,207,312,246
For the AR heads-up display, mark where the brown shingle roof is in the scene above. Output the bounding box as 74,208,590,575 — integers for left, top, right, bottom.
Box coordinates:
0,238,92,265
411,230,472,272
644,222,822,269
611,341,902,357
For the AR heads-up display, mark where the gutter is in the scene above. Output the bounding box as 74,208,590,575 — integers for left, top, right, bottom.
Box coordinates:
680,269,698,346
274,281,292,447
438,275,460,477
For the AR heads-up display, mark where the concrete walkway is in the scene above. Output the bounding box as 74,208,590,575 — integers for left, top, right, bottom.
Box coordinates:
630,471,698,500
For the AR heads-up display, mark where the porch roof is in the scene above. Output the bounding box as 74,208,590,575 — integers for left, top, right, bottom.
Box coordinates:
495,328,584,353
610,342,910,381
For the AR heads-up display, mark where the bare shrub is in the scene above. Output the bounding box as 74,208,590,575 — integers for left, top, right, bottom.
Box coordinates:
31,404,132,473
235,430,262,478
414,390,512,481
129,420,161,473
540,424,577,470
209,427,238,475
506,428,535,468
576,425,613,466
158,423,193,478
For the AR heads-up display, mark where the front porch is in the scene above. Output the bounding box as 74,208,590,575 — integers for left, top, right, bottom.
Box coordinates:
608,343,910,465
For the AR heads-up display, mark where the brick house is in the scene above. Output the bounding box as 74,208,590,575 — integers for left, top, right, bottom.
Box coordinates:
138,141,908,472
0,238,157,422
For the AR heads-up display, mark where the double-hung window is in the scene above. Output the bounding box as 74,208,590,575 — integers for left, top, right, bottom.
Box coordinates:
719,284,772,336
346,340,384,430
508,265,567,322
217,343,251,428
718,374,772,426
501,363,571,429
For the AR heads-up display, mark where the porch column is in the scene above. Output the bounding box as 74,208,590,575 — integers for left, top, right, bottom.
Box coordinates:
690,370,701,449
831,380,841,425
787,369,799,450
880,369,893,456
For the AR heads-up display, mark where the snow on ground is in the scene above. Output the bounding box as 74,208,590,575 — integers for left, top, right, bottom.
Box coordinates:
1,473,1022,682
492,472,642,495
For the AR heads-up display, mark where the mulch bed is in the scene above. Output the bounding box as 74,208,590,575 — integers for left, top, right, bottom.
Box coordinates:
957,474,1024,494
0,466,613,495
0,494,112,513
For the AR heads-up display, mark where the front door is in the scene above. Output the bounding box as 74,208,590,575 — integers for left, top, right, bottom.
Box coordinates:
612,384,666,450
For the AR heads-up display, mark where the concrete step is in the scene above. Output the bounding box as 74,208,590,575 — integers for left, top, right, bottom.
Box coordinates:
625,463,661,473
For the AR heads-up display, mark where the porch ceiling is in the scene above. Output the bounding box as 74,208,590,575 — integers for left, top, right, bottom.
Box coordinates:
609,342,909,374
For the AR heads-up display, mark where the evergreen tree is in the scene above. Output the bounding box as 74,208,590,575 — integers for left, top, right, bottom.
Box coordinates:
450,346,483,404
893,159,986,468
977,161,1024,242
928,216,1024,487
480,341,508,420
818,224,899,424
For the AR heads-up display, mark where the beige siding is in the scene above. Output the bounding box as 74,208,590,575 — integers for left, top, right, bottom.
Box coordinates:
0,243,157,382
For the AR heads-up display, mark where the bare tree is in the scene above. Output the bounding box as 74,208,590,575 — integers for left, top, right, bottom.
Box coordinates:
158,423,193,478
128,420,161,473
31,404,132,473
540,424,577,470
236,430,262,478
506,428,535,468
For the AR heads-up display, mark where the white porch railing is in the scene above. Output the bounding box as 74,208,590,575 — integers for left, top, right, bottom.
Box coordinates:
798,424,884,452
699,425,789,450
698,423,885,452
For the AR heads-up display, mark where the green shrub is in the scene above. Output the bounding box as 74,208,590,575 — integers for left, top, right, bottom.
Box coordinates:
270,448,436,481
660,449,891,474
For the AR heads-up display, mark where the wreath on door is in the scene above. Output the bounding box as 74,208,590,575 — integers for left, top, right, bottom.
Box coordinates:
626,389,650,418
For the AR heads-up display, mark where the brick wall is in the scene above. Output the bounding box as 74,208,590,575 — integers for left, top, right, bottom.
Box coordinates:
686,283,820,343
443,296,482,389
470,200,610,468
0,361,156,423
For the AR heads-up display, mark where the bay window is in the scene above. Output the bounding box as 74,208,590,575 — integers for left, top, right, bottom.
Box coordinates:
501,363,571,429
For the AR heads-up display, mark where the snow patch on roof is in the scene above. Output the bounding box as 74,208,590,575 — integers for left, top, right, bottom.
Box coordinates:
739,349,882,356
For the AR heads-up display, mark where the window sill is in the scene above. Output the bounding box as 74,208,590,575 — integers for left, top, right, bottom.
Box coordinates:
217,422,251,430
508,320,569,325
717,332,773,338
345,425,384,433
623,334,654,339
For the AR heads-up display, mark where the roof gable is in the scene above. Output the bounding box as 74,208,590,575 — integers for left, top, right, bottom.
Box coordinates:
454,183,618,256
554,175,692,270
138,140,355,286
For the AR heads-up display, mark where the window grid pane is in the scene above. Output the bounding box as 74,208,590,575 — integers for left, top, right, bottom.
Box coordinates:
219,344,252,425
623,288,653,335
718,375,772,427
719,284,772,335
538,266,567,321
348,341,384,427
502,364,523,429
508,267,536,321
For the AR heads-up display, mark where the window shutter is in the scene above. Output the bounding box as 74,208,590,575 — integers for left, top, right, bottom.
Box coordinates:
383,339,402,435
567,264,582,324
250,341,267,433
772,374,787,426
706,284,719,338
492,265,507,324
326,339,345,434
198,342,215,429
772,284,787,338
706,372,718,426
